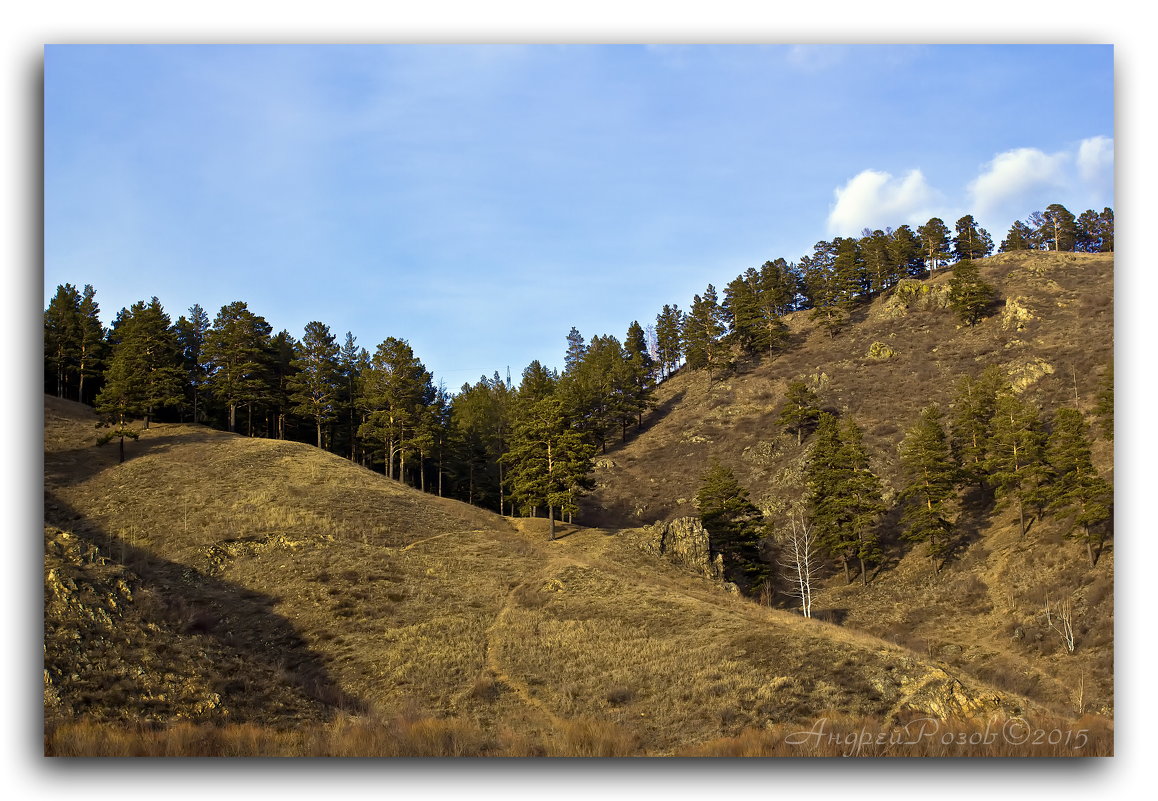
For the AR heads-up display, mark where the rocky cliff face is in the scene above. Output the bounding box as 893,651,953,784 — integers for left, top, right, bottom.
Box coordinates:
628,517,726,582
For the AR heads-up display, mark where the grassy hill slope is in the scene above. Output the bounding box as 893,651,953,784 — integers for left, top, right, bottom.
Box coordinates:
43,394,1071,756
580,250,1114,718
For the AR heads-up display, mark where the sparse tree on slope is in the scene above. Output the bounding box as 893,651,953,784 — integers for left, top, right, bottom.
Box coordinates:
94,331,147,463
918,217,952,272
564,327,587,375
952,215,994,262
899,405,959,574
777,379,822,446
1042,203,1077,252
696,460,766,587
1043,408,1112,565
655,304,684,380
1094,363,1113,440
985,391,1046,538
888,225,926,279
947,259,996,326
806,414,884,585
999,220,1035,253
337,332,370,462
777,512,818,618
949,366,1004,490
683,285,727,383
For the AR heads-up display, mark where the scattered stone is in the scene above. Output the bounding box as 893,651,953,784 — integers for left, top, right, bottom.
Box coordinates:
1001,296,1037,331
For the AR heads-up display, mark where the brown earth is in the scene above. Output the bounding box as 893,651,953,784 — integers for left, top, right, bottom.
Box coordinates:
43,391,1070,755
581,250,1114,718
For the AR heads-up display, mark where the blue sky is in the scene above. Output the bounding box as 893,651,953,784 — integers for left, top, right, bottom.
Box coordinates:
44,44,1114,388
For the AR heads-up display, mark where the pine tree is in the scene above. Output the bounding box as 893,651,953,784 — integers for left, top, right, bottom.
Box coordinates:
1096,207,1114,252
888,225,926,279
203,301,274,433
337,332,369,461
624,321,656,431
952,215,994,262
899,406,959,573
840,417,886,583
999,220,1034,252
830,236,867,307
564,327,587,375
1094,363,1113,440
722,270,764,357
94,350,143,464
1042,203,1077,252
289,321,341,449
101,298,184,429
174,304,210,424
359,337,435,482
949,366,1004,488
1075,209,1102,252
801,239,848,335
696,460,766,587
985,391,1046,538
504,393,594,539
806,415,884,585
917,217,952,272
655,304,684,379
1024,211,1049,250
683,285,727,382
451,373,512,510
759,258,799,316
860,229,902,296
777,379,822,446
947,259,996,325
1043,408,1112,565
76,285,106,405
44,283,82,399
805,414,847,571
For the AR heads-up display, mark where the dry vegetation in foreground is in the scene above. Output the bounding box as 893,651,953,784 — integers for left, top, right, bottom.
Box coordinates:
44,394,1099,756
45,709,1111,757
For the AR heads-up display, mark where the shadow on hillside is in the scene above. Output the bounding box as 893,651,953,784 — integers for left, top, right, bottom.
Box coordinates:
638,389,686,437
948,486,998,562
45,427,221,489
44,492,365,722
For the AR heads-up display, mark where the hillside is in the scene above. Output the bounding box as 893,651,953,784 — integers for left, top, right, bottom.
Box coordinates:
581,250,1114,718
42,394,1080,756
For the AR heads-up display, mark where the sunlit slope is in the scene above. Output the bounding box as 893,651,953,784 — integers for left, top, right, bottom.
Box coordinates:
579,251,1114,717
583,251,1112,527
45,396,1039,752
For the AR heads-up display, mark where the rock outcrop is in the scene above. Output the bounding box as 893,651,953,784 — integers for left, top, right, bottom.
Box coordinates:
630,517,724,582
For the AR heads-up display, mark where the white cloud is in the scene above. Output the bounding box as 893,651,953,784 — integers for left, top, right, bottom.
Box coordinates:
967,147,1070,219
1076,135,1114,200
826,169,939,235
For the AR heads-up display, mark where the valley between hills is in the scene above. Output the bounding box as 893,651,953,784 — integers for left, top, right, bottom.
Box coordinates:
43,250,1113,756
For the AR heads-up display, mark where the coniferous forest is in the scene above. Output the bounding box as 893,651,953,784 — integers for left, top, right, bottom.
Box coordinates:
45,204,1113,569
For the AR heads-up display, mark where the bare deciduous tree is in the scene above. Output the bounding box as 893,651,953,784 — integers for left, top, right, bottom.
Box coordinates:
778,513,818,619
1043,595,1076,654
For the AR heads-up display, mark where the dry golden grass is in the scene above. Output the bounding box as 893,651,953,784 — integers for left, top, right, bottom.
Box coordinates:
45,393,1087,756
46,709,1111,757
581,250,1114,719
